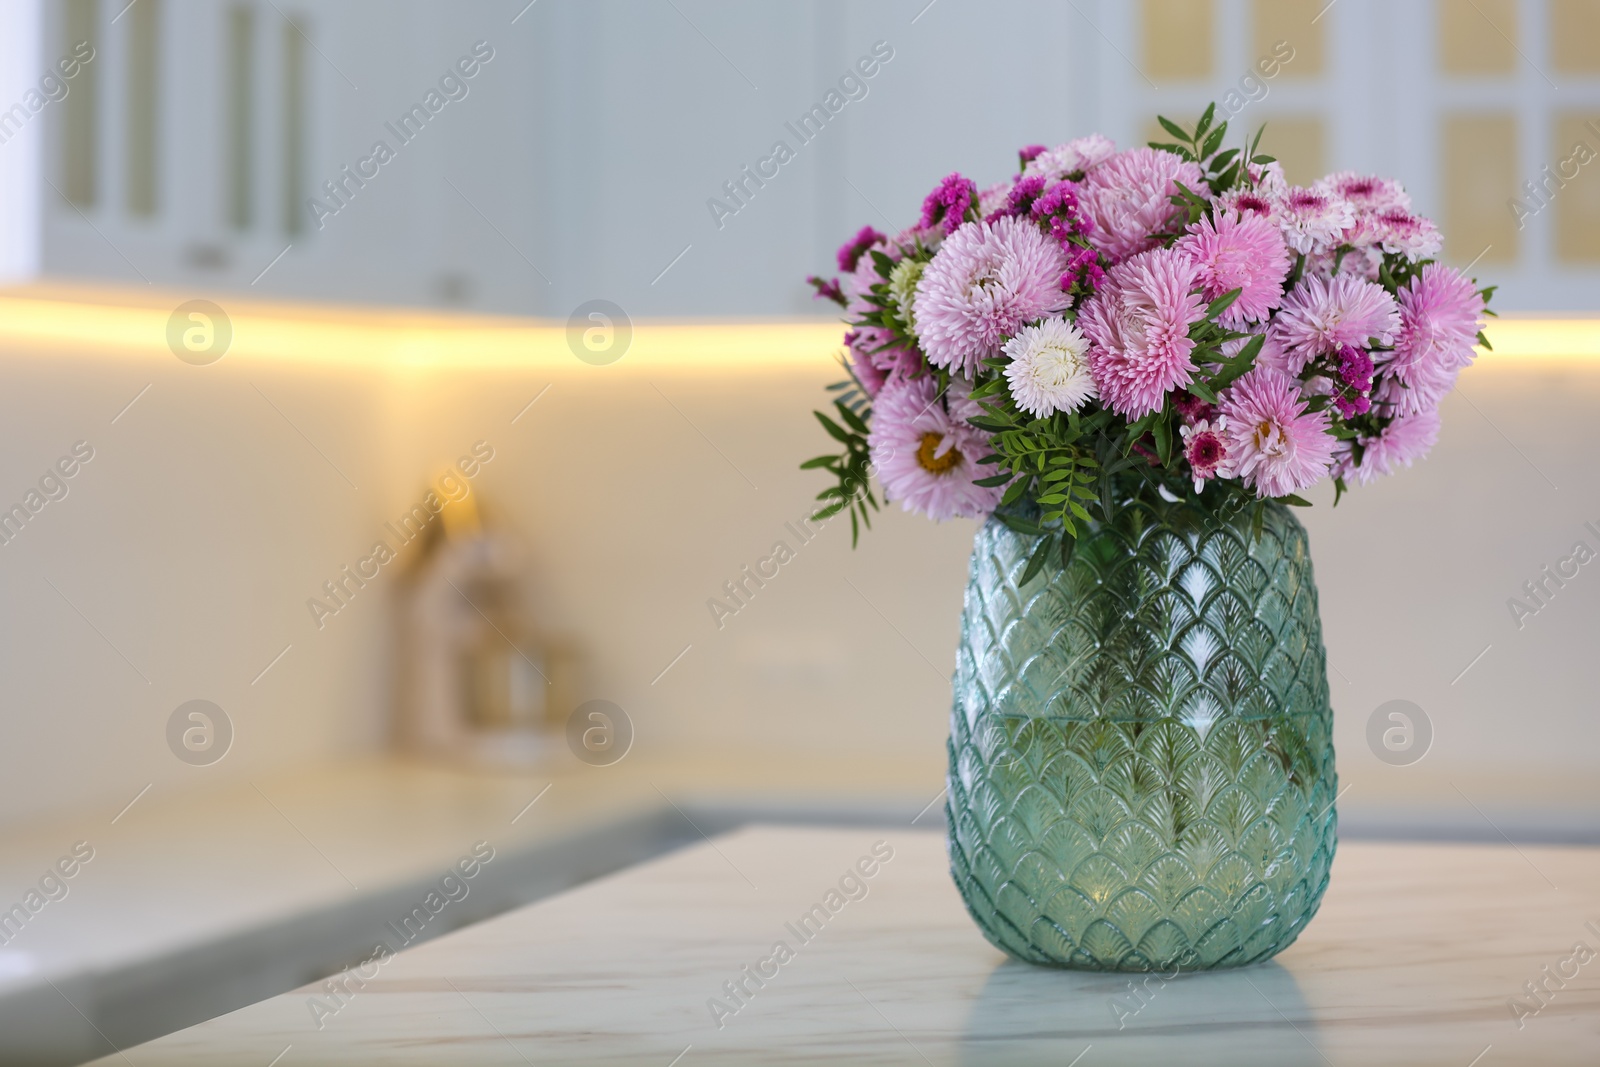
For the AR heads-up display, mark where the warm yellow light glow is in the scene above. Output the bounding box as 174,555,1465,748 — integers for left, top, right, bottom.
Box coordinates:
0,285,1597,370
0,287,847,371
1476,317,1600,362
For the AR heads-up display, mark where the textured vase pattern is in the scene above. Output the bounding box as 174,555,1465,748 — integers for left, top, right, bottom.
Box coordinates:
946,495,1337,971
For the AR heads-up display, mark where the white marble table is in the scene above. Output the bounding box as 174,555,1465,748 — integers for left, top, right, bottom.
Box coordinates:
89,825,1600,1066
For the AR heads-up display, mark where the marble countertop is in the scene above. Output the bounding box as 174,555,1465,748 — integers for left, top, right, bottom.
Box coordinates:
0,752,941,1065
91,825,1600,1066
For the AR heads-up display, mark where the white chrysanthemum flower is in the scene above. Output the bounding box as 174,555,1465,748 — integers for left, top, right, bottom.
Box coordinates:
887,258,925,337
1002,316,1097,417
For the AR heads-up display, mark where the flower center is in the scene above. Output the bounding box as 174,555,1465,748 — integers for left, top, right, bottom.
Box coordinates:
917,432,962,475
1253,419,1288,457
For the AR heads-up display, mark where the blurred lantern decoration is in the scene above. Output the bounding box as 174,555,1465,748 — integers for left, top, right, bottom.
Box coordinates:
397,476,581,765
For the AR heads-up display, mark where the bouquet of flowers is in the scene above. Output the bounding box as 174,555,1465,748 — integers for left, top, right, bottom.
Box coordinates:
803,105,1493,580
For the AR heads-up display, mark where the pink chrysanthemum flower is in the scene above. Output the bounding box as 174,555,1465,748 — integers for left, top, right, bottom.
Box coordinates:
1022,133,1117,181
844,330,889,398
1081,247,1207,418
1176,212,1292,327
1213,160,1288,222
977,179,1014,220
1370,208,1443,258
1180,417,1235,493
1278,186,1355,255
1078,148,1206,261
1273,273,1401,371
1314,172,1411,213
1346,409,1442,486
912,216,1071,377
1217,188,1278,223
1218,368,1336,498
868,375,1001,521
1378,263,1484,416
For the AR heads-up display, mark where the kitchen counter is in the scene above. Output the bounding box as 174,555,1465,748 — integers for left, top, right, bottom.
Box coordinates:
91,825,1600,1066
0,753,941,1065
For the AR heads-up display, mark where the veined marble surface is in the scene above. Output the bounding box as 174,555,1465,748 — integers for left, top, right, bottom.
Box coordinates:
88,825,1599,1066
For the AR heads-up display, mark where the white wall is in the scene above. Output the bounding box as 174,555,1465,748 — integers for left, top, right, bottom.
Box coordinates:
0,0,43,283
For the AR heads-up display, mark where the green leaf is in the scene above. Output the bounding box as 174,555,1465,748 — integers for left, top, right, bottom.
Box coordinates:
1284,252,1306,291
813,410,853,444
835,401,870,435
973,473,1013,487
1200,124,1226,159
1019,535,1055,586
1195,102,1216,140
799,455,838,470
997,511,1045,537
1187,380,1218,404
1276,493,1313,507
1153,417,1173,466
1205,287,1243,320
1251,153,1276,164
1157,115,1191,142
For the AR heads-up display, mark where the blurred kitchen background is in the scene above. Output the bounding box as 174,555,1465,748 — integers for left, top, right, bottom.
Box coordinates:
1,0,1598,1063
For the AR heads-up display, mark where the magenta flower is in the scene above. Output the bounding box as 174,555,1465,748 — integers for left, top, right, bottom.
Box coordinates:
1176,212,1292,327
837,226,886,273
1180,417,1235,492
1032,181,1093,251
1329,345,1375,418
1081,247,1207,418
868,375,1002,521
919,172,979,236
913,216,1071,377
989,175,1048,221
1170,389,1216,425
1273,273,1401,372
1219,368,1336,498
1078,148,1206,261
1378,263,1484,416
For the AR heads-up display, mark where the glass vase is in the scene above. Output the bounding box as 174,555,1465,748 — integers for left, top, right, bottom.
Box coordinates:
946,493,1338,970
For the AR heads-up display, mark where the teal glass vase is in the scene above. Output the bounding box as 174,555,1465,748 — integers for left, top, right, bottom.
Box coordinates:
946,492,1338,970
